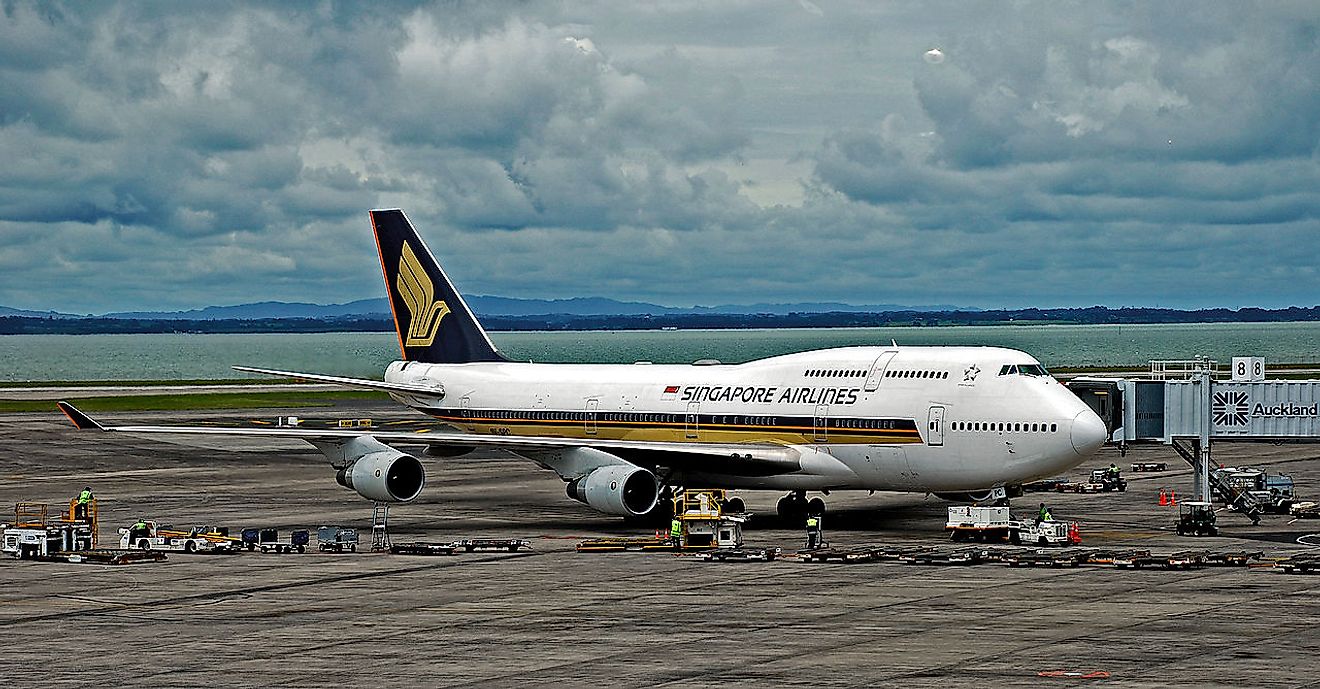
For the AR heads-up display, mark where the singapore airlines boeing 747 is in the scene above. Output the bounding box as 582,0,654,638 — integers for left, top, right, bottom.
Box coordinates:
60,209,1106,520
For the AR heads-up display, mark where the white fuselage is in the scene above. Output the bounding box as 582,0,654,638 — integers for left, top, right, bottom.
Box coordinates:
383,345,1105,493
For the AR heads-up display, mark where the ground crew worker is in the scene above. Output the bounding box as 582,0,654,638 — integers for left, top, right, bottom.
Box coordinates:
669,517,682,548
805,515,822,550
131,518,148,540
1106,463,1121,479
1036,503,1052,523
75,486,93,520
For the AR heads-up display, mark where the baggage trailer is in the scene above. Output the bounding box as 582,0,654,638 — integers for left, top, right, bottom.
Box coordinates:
317,526,359,553
241,528,310,553
1130,462,1168,472
1280,553,1320,574
1113,550,1206,570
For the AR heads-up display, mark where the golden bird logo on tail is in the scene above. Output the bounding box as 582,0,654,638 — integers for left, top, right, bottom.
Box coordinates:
398,241,451,347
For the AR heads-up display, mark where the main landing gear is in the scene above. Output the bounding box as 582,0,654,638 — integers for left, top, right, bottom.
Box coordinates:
776,491,825,525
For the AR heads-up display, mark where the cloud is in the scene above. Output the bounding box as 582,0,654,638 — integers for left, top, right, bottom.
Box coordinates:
0,1,1316,313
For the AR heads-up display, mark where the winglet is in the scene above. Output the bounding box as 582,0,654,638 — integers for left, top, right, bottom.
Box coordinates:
57,402,104,430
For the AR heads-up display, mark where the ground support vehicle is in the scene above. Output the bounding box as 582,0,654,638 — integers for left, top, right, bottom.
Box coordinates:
317,526,359,553
389,542,459,556
1089,469,1128,492
946,507,1080,546
1004,550,1090,568
156,525,243,551
701,547,780,562
1175,502,1219,537
1130,462,1167,472
119,521,232,554
241,528,310,553
1213,467,1296,515
900,548,989,566
3,502,98,559
1291,502,1320,518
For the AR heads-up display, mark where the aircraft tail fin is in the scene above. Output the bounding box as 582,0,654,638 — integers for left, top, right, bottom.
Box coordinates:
369,209,507,364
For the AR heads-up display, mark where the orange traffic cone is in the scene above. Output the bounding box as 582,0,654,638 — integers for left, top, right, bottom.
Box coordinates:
1169,490,1178,506
1158,489,1168,506
1068,522,1081,545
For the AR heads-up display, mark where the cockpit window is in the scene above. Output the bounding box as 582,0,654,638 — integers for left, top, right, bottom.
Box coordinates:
998,363,1049,377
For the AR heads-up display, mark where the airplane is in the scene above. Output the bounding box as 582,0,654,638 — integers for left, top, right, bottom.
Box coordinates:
59,208,1107,521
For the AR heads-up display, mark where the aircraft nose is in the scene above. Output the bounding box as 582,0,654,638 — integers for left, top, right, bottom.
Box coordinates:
1070,409,1106,456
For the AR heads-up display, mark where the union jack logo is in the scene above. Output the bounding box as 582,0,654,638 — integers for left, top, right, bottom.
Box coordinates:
1212,391,1250,426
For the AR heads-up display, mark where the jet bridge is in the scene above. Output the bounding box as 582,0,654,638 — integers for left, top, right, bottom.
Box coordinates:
1067,358,1320,502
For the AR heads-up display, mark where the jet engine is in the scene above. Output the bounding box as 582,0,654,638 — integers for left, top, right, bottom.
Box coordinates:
335,451,426,502
566,464,659,517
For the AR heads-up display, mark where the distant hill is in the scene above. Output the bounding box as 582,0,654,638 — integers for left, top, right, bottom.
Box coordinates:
88,296,973,320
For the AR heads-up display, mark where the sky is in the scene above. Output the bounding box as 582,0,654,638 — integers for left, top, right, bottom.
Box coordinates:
1,0,1318,314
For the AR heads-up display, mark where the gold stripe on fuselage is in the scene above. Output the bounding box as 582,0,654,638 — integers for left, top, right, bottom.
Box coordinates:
425,413,923,445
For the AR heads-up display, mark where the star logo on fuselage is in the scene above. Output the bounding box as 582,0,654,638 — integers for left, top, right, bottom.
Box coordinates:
963,364,980,382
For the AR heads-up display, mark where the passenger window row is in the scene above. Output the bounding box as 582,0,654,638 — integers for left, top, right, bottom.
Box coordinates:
804,369,867,378
951,421,1059,433
885,369,949,380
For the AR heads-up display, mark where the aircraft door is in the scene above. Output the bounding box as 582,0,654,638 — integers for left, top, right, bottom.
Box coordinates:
927,405,945,446
685,402,699,439
585,399,599,435
460,396,474,432
864,351,897,392
814,404,829,442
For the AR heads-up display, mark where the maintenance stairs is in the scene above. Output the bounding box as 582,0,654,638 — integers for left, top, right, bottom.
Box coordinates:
1170,438,1266,518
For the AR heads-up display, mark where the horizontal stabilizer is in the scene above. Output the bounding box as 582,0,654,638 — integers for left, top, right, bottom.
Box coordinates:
232,366,443,397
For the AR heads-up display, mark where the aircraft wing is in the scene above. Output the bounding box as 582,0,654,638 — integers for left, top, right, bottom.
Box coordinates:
231,366,443,397
56,402,802,475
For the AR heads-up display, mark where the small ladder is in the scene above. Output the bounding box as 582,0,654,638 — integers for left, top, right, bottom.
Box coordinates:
371,502,390,551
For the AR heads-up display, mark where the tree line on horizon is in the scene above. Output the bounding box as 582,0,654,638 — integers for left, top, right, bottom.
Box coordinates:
2,305,1319,335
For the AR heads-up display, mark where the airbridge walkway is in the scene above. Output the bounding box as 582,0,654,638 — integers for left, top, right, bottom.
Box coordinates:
1068,357,1320,503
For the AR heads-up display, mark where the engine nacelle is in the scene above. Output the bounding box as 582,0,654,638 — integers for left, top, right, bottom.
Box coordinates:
335,451,426,503
567,464,659,517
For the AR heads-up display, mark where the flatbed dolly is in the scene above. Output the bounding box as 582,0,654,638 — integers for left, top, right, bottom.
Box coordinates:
798,545,886,563
1279,553,1320,574
900,547,988,566
389,542,459,556
453,538,531,552
1113,550,1205,570
60,549,168,565
1203,550,1264,567
1130,462,1168,472
576,536,681,552
1004,549,1090,568
700,547,780,562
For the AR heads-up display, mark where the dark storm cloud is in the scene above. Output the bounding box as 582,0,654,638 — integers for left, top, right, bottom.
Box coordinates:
0,1,1317,312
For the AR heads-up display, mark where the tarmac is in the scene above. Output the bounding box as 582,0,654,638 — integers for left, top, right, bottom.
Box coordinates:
4,398,1320,687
